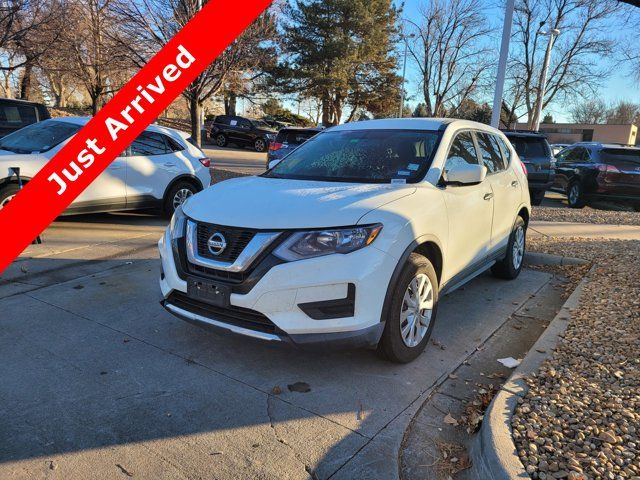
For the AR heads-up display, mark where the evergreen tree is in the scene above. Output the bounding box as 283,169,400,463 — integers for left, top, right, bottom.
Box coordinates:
283,0,401,125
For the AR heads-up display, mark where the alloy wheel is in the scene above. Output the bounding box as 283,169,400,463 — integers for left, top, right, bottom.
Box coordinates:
512,225,525,270
172,188,193,210
569,185,579,205
400,273,434,348
216,135,226,147
255,139,266,152
0,194,15,210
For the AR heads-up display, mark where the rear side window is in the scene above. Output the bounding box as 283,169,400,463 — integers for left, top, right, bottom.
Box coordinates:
0,105,37,125
476,133,506,173
601,148,640,165
445,131,479,171
507,136,550,158
130,131,172,156
215,116,230,125
276,130,317,145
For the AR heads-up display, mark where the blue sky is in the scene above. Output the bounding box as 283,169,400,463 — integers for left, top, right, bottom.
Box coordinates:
397,0,640,122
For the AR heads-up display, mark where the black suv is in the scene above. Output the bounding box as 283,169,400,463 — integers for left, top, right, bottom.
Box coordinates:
551,143,640,210
209,115,277,152
0,98,50,138
266,126,323,167
502,131,555,205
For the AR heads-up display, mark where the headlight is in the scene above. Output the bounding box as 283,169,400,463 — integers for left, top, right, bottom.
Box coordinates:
274,224,383,262
170,205,187,239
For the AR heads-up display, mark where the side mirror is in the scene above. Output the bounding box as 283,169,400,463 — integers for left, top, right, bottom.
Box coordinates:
267,159,281,170
443,163,487,186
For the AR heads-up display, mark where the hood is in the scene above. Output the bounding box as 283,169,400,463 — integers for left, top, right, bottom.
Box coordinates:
183,176,416,229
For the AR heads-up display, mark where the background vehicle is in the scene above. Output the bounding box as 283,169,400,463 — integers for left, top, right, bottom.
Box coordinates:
0,117,211,215
209,115,277,152
552,142,640,210
503,130,555,205
550,143,571,156
159,119,531,363
266,126,323,167
0,98,50,139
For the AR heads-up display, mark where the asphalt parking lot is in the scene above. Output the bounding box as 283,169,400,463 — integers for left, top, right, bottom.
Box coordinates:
0,210,564,480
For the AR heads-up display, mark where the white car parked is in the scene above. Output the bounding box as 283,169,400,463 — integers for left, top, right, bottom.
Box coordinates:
159,119,530,363
0,117,211,215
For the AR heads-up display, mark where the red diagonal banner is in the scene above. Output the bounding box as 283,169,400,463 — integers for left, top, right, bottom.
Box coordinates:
0,0,272,274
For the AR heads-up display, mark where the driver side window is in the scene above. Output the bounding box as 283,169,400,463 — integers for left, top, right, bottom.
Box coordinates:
445,131,479,173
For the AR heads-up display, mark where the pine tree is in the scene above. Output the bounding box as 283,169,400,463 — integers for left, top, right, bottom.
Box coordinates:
283,0,401,125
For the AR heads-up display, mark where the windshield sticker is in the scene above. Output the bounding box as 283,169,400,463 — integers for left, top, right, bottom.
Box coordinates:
397,170,411,176
391,178,407,185
407,163,420,171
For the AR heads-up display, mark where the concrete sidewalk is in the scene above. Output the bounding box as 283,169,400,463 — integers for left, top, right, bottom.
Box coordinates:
529,220,640,240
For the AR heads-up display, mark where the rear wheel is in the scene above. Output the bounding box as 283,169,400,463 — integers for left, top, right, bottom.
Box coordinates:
492,216,526,280
567,182,585,208
377,253,438,363
214,133,227,148
0,184,19,210
164,181,198,216
254,138,267,152
530,190,545,206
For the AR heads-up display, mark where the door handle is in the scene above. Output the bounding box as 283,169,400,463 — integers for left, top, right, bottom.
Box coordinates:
483,192,494,201
511,180,519,187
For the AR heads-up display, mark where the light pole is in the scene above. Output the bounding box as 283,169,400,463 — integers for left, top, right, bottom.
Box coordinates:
490,0,516,128
533,28,560,131
398,33,415,118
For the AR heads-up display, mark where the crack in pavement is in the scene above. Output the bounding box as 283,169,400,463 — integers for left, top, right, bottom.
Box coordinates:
266,395,319,480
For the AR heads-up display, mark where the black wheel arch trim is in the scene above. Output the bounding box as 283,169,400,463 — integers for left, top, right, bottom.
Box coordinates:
379,235,444,323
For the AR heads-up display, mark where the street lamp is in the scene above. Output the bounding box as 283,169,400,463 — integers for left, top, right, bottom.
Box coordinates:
491,0,516,128
533,28,561,131
398,32,416,118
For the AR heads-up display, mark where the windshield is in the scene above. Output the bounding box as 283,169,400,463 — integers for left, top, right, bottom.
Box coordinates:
0,120,80,154
264,129,441,183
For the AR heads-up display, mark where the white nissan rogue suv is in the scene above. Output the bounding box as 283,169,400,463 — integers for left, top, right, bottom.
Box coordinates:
159,119,530,363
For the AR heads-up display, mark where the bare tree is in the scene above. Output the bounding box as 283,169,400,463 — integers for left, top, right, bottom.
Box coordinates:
507,0,621,129
406,0,492,117
606,100,640,125
113,0,276,146
570,98,608,124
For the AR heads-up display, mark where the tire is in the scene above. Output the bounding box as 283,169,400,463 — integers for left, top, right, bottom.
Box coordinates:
254,138,267,152
214,133,227,148
530,190,545,206
567,182,585,208
164,181,198,216
0,183,20,211
377,253,439,363
492,216,526,280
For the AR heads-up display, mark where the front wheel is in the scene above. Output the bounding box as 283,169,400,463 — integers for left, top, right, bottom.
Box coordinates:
492,216,526,280
214,133,227,148
377,253,439,363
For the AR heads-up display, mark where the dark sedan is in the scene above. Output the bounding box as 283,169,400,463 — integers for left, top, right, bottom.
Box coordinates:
552,142,640,210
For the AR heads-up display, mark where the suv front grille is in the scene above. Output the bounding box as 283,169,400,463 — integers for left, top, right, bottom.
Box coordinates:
196,222,256,263
167,291,281,334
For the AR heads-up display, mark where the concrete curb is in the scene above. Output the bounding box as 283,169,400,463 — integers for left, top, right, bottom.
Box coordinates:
523,251,589,267
470,265,595,479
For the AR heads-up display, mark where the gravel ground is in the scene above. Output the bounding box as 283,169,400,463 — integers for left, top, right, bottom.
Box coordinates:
512,236,640,480
532,206,640,226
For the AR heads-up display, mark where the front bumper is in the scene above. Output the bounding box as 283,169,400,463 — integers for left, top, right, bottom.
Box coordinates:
158,228,397,347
